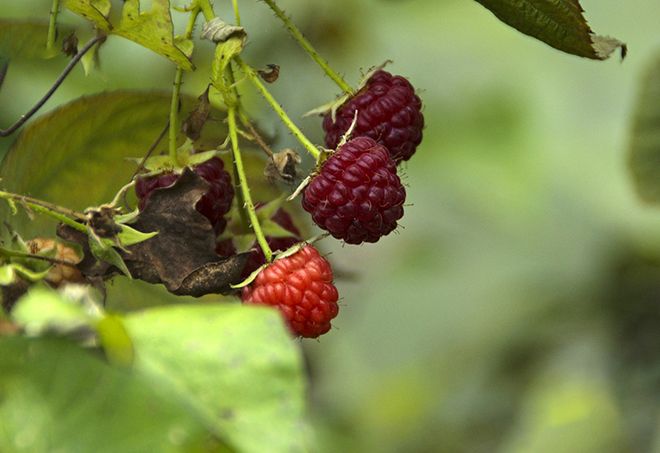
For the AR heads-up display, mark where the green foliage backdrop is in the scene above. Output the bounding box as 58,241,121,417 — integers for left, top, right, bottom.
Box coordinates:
1,0,660,452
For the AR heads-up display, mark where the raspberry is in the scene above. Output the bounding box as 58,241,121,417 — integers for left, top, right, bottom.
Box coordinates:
216,207,301,278
241,245,339,338
302,137,406,244
323,70,424,163
135,157,234,234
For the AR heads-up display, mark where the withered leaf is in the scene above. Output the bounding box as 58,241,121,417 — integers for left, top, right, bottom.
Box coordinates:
182,86,211,141
123,169,247,295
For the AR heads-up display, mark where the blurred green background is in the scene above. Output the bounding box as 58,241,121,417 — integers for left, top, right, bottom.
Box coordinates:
2,0,660,452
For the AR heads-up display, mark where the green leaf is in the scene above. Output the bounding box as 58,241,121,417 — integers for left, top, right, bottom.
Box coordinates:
124,304,309,453
629,53,660,203
0,336,226,452
0,265,16,285
10,286,98,336
96,314,134,367
63,0,193,70
473,0,625,60
88,233,131,277
0,263,51,285
0,20,73,60
0,91,228,238
117,223,158,247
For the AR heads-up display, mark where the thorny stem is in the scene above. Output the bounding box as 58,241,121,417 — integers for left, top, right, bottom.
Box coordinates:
169,7,201,165
236,56,320,159
226,64,250,230
0,35,105,137
228,107,273,262
260,0,353,95
199,0,271,260
197,0,216,21
47,0,61,50
0,191,87,233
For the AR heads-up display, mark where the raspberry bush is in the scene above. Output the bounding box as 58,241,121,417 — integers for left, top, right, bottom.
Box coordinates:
0,0,630,451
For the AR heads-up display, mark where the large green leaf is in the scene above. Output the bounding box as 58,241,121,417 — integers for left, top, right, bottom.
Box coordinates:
0,336,228,452
63,0,193,70
473,0,625,60
0,90,227,238
124,304,309,453
629,52,660,203
0,20,72,60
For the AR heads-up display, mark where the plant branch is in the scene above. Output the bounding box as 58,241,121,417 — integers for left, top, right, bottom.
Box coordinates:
259,0,353,95
47,0,61,50
228,107,272,262
1,248,78,267
168,7,201,164
0,191,87,233
236,56,320,159
0,35,105,137
232,0,241,25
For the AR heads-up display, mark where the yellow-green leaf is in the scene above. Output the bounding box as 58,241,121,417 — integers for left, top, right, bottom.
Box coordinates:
62,0,112,31
473,0,625,60
63,0,193,70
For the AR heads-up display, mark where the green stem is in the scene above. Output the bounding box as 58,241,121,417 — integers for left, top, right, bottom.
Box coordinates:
232,0,241,25
236,56,320,159
168,7,201,165
47,0,60,50
260,0,353,95
0,191,86,233
226,64,250,231
228,107,273,262
1,249,77,267
197,0,216,21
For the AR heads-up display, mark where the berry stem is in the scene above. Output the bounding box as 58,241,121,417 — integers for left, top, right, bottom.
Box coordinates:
47,0,60,50
259,0,353,95
197,0,272,259
0,190,87,233
228,106,273,262
168,6,201,166
225,65,251,231
235,56,320,160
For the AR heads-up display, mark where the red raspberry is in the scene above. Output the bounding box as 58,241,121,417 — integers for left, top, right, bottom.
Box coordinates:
242,245,339,338
323,70,424,163
302,137,406,244
135,157,234,234
216,207,302,278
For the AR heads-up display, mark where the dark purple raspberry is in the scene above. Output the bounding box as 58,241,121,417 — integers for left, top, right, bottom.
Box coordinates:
216,207,301,278
323,70,424,163
302,136,406,244
135,157,234,234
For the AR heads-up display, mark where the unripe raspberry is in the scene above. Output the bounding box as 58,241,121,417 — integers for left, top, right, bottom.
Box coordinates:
135,157,234,234
302,137,406,244
323,70,424,162
241,245,339,338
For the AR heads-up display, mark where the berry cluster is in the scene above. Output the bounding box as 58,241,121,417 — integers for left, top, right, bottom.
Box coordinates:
242,70,423,337
134,69,423,339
